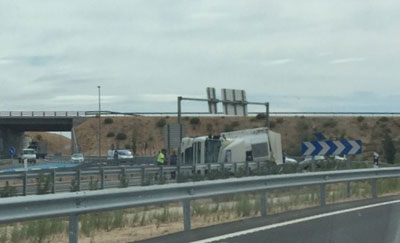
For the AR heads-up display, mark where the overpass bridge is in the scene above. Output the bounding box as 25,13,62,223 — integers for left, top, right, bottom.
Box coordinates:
0,111,90,157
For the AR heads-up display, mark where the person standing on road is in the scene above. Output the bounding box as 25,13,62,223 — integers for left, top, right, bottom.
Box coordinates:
373,152,379,168
157,149,167,166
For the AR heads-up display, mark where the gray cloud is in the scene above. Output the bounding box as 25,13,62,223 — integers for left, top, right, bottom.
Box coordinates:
0,0,399,112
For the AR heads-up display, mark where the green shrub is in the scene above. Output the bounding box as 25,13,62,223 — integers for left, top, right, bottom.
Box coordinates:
89,177,98,190
1,182,17,197
269,121,276,129
223,124,234,132
276,118,284,124
379,117,389,122
206,123,213,133
104,118,114,124
357,116,364,122
106,132,115,137
190,117,201,125
256,113,266,120
322,119,337,128
116,132,127,140
119,174,129,188
231,121,240,128
384,133,396,164
37,173,52,195
156,118,166,128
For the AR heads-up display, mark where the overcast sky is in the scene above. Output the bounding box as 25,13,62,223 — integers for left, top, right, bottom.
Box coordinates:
1,0,399,113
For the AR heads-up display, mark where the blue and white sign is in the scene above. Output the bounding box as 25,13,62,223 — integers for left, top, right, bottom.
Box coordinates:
302,140,362,156
9,146,16,156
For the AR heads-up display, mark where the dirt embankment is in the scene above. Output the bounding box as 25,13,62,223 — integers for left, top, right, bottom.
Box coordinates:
73,116,400,160
25,132,71,155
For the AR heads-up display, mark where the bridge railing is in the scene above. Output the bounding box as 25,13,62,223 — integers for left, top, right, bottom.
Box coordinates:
0,167,400,243
0,111,88,117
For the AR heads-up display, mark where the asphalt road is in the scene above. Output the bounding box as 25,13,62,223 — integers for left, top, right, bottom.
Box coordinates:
141,196,400,243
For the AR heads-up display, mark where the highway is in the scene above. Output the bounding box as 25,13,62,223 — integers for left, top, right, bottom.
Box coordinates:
141,197,400,243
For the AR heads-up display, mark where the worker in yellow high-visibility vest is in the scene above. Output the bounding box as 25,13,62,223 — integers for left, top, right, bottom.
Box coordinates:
157,149,167,166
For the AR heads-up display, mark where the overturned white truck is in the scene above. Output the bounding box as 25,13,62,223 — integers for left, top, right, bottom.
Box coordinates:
180,127,283,168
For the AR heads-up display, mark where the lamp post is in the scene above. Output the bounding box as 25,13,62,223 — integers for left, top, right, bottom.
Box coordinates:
98,86,101,161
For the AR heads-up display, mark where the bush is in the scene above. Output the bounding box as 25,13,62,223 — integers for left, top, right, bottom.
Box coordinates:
156,118,166,128
190,117,201,125
223,124,234,132
357,116,364,122
322,119,337,128
379,117,389,122
231,121,240,128
1,182,17,197
37,174,52,195
104,118,114,124
383,133,396,164
206,123,213,133
106,132,115,137
256,113,266,120
269,121,276,129
116,132,127,140
276,118,284,124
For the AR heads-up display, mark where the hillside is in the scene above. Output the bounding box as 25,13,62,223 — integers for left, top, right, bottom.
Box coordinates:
25,132,72,155
74,116,400,162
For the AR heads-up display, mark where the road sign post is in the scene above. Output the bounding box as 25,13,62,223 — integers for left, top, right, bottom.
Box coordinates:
9,146,16,161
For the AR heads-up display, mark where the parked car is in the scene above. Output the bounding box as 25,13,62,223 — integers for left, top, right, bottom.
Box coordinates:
71,153,85,163
19,148,37,164
107,149,134,161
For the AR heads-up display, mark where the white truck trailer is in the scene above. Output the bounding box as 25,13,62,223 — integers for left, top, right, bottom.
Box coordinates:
180,127,283,166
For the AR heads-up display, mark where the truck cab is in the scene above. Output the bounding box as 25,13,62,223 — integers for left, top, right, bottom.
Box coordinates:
19,148,37,164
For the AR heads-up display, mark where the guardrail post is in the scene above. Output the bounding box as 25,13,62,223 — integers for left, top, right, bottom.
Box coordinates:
22,172,27,196
234,162,237,174
371,179,378,199
76,169,81,191
140,167,145,185
51,170,56,194
69,214,79,243
192,165,196,176
257,161,261,175
311,160,316,172
320,184,326,206
182,200,191,231
260,191,267,217
245,161,249,176
207,163,211,174
346,182,351,198
176,165,181,180
100,168,105,189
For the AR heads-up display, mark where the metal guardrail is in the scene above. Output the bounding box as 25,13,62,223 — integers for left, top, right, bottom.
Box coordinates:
1,167,400,243
0,161,263,196
0,160,374,196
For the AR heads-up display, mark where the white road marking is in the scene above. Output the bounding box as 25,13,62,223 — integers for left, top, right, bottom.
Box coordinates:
191,199,400,243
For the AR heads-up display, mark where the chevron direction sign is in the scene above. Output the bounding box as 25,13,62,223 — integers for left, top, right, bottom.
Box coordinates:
301,140,362,156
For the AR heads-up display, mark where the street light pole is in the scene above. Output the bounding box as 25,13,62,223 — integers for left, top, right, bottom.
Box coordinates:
98,86,101,161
